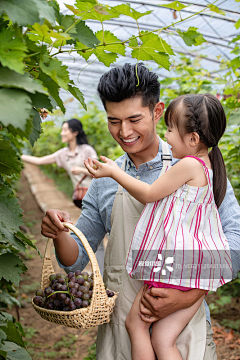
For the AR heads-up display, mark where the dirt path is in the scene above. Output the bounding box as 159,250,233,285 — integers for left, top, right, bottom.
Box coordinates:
15,164,240,360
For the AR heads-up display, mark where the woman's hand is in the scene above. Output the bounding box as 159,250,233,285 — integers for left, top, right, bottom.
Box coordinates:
84,156,118,179
71,166,86,175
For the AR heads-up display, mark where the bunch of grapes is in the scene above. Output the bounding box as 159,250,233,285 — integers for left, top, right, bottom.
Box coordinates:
33,270,114,311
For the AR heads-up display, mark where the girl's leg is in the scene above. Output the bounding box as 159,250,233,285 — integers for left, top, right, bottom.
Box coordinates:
125,285,156,360
151,294,205,360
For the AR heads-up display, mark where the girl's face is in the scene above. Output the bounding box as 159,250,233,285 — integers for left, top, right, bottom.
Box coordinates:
165,125,191,159
61,123,77,143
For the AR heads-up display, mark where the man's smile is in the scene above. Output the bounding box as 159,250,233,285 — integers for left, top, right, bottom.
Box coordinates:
121,136,140,145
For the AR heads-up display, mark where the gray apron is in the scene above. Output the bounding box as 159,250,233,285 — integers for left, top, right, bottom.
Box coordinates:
96,139,206,360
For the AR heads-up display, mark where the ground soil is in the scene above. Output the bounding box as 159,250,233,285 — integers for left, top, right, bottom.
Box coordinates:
14,170,240,360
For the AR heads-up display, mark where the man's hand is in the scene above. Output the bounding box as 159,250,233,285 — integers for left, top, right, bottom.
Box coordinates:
139,285,207,323
41,209,72,239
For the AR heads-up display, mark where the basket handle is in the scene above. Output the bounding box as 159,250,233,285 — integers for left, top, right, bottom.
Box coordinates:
62,222,101,275
41,238,55,289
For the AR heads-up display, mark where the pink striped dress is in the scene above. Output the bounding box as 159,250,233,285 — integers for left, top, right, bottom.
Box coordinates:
125,157,232,291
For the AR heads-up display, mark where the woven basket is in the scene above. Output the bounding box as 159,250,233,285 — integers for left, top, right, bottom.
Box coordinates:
31,222,117,329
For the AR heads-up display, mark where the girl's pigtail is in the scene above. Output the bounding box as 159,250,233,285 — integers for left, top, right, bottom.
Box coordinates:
209,145,227,208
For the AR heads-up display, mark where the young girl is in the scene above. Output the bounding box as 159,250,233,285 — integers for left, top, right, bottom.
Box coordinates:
85,93,232,360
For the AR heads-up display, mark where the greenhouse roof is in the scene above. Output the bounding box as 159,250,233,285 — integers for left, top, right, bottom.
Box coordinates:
56,0,240,116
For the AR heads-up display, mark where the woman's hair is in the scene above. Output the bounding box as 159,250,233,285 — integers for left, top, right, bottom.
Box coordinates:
97,62,160,112
63,119,88,145
164,93,227,208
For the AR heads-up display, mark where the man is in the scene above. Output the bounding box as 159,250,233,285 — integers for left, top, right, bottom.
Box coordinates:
41,63,240,360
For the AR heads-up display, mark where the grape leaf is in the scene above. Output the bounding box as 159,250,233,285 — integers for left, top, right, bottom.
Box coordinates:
0,184,23,234
0,321,25,348
68,85,86,110
0,329,7,342
39,73,65,113
235,19,240,30
128,36,138,48
28,109,42,146
0,89,32,131
0,341,31,360
0,67,47,94
0,140,22,176
40,55,70,91
208,4,225,15
70,21,100,48
0,253,27,286
159,1,187,11
112,4,152,20
76,1,120,22
131,33,172,69
0,229,26,253
76,42,94,60
0,0,55,26
15,231,39,253
177,27,206,46
29,93,53,111
0,290,20,307
0,29,27,74
95,30,125,56
94,48,118,66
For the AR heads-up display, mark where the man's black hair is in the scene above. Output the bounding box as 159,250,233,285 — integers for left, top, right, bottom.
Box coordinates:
97,63,160,112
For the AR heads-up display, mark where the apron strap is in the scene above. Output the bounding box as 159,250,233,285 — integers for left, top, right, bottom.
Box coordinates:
160,139,172,166
117,159,127,192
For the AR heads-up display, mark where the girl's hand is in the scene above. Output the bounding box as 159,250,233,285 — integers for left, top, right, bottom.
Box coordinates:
84,156,117,178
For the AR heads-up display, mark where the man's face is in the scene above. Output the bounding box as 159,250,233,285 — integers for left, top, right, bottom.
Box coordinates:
106,97,164,166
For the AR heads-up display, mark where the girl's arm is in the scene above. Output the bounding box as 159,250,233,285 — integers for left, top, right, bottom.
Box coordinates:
21,154,56,165
85,156,199,204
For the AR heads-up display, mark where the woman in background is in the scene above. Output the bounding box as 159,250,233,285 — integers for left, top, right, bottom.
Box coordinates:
22,118,97,191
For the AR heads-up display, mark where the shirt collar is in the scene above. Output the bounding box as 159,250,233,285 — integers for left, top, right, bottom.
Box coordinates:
66,145,79,158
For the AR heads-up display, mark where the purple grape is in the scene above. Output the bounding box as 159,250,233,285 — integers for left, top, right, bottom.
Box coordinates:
79,286,89,294
68,281,75,288
74,283,79,290
83,281,91,288
57,293,67,300
35,289,45,297
46,302,54,310
33,296,42,306
63,306,70,311
55,283,62,291
82,272,88,281
70,288,77,296
82,300,89,308
76,277,84,285
74,298,82,308
64,297,71,305
75,270,81,276
76,291,83,298
83,293,90,300
108,291,114,297
53,299,61,308
89,290,92,298
58,277,65,284
67,272,75,279
69,302,76,311
61,284,68,291
44,287,52,296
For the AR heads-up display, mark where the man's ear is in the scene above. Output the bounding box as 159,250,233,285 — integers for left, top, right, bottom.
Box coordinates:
189,132,200,146
153,101,165,124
